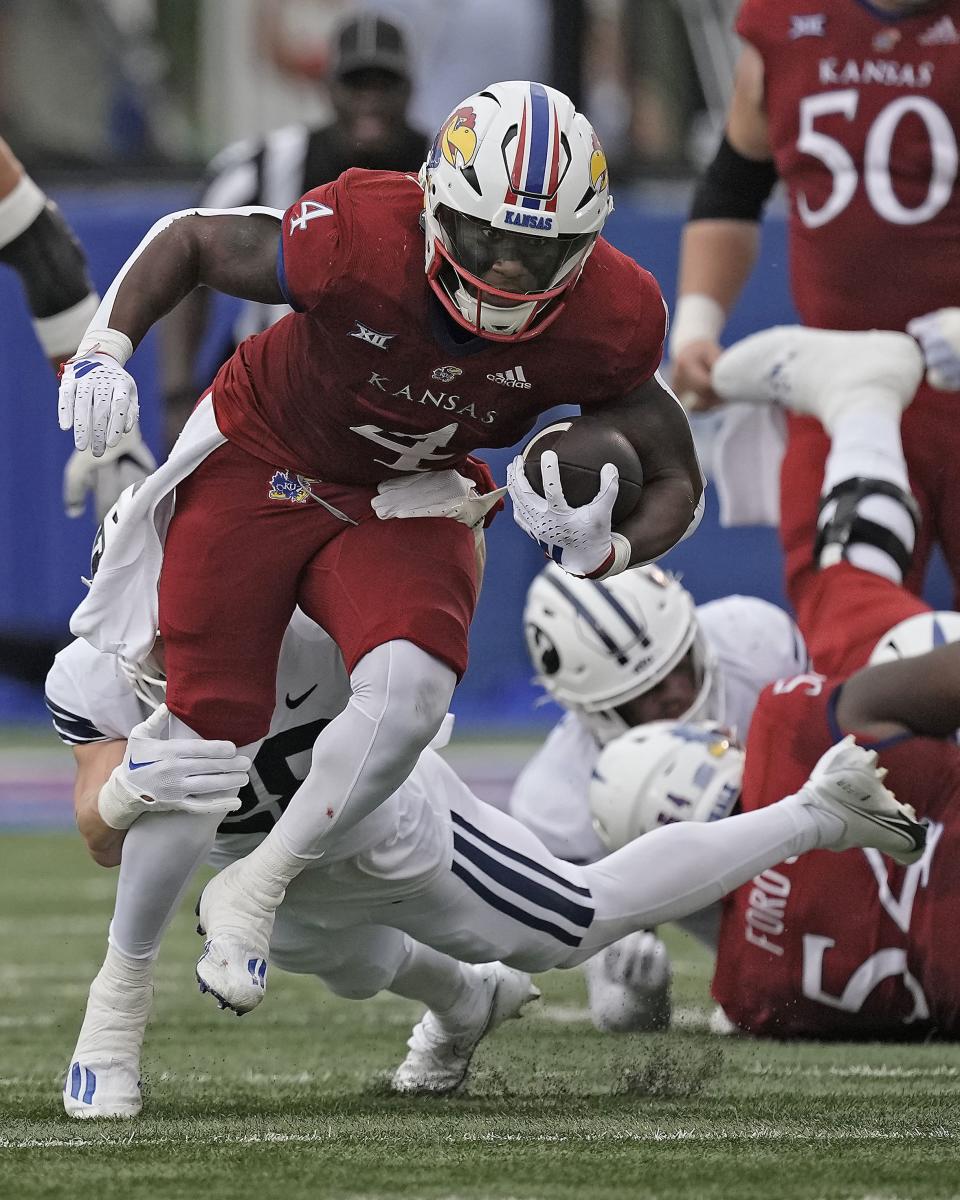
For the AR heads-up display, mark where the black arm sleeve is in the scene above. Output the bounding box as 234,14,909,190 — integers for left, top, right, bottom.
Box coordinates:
0,201,94,317
689,136,779,223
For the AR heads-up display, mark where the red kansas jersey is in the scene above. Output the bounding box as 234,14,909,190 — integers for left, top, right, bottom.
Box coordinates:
712,669,960,1039
211,169,666,487
737,0,960,331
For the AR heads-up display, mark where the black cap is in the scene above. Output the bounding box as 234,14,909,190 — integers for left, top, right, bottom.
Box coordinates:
329,12,412,82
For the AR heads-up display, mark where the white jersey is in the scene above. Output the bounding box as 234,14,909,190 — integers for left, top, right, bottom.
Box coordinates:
509,595,807,863
45,610,449,871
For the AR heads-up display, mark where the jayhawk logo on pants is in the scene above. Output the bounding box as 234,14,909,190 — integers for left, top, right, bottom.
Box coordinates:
439,107,478,168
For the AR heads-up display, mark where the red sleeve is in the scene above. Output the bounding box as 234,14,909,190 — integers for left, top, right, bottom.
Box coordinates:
277,177,350,313
633,267,672,388
734,0,766,49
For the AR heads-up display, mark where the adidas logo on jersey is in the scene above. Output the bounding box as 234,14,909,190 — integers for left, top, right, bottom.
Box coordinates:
487,366,531,389
919,15,960,46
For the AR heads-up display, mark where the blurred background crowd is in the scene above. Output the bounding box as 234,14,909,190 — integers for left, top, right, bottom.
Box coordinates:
0,0,737,182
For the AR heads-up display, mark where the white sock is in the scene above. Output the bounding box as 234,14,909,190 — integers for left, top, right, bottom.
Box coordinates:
257,641,455,869
109,708,249,958
580,796,834,950
109,808,222,959
389,940,473,1018
822,404,908,493
818,405,915,583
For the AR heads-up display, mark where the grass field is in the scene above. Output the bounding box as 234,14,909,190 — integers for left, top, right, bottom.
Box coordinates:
3,833,960,1200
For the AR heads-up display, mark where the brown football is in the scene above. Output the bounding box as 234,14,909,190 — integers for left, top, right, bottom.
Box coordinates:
522,416,644,524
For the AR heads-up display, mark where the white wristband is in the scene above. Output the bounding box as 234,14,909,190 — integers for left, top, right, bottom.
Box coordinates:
97,769,146,831
76,328,135,366
668,294,726,359
0,173,46,249
596,533,633,580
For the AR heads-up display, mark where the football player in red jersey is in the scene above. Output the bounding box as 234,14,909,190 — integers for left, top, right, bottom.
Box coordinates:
670,0,960,610
593,322,960,1038
55,82,704,1015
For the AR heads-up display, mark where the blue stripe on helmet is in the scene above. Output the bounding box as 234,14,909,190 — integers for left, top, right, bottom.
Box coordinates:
521,82,550,209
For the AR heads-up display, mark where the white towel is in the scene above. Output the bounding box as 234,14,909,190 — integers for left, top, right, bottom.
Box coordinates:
711,403,786,528
70,395,226,663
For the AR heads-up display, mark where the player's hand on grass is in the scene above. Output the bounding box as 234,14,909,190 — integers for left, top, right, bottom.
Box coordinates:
372,468,506,528
908,307,960,391
97,704,250,830
63,428,157,520
507,450,627,578
59,352,139,457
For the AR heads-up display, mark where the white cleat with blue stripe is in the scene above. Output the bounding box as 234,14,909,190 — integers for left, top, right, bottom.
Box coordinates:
63,969,152,1119
799,735,927,866
392,963,540,1095
195,860,279,1015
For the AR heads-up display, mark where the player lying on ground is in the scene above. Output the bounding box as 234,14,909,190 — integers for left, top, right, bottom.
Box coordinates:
55,81,705,1018
510,563,807,1031
585,323,960,1037
0,136,154,519
51,608,922,1115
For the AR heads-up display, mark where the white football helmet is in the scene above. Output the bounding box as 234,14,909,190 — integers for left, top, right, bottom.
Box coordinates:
590,721,744,852
868,610,960,665
524,562,722,745
421,80,613,341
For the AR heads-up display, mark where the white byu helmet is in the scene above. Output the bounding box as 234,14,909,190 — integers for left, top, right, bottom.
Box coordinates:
869,610,960,665
524,563,721,745
421,80,613,340
590,721,744,852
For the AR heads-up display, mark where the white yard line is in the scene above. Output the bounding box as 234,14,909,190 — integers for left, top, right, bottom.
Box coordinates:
2,1127,956,1151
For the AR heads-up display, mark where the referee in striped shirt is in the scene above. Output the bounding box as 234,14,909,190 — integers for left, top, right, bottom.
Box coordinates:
162,11,429,448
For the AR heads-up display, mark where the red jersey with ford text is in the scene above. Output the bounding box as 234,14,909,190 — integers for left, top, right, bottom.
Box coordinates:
737,0,960,331
712,670,960,1039
211,169,666,486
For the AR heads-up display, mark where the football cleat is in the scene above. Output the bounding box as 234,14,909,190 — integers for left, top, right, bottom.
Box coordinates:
195,860,282,1016
711,326,924,431
798,735,926,866
583,931,671,1033
392,963,540,1095
63,967,152,1118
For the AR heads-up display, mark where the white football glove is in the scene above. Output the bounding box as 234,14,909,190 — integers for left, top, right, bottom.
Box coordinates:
907,307,960,391
59,351,139,457
372,469,506,529
605,930,671,993
63,428,157,521
584,930,672,1033
97,704,250,831
506,450,629,577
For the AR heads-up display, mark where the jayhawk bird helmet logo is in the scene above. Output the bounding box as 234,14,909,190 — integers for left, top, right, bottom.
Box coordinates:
439,107,479,168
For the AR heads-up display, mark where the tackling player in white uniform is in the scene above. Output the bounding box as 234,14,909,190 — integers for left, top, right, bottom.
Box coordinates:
511,566,807,1030
49,551,914,1117
50,607,541,1117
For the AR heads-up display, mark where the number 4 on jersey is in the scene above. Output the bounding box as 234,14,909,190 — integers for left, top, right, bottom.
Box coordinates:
289,200,333,234
350,422,459,471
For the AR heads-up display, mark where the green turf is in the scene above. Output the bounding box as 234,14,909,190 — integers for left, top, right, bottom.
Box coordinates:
3,834,960,1199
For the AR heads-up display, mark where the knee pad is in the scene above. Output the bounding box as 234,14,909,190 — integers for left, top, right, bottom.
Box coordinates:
355,641,455,741
815,477,920,577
